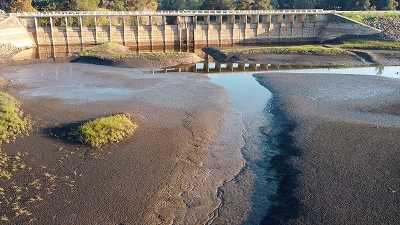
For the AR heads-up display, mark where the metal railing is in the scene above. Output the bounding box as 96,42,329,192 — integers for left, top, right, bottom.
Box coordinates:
7,9,335,18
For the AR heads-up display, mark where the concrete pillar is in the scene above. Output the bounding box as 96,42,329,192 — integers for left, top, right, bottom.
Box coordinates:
285,14,294,23
275,14,283,23
204,60,209,73
34,17,39,45
64,17,69,48
308,14,316,22
109,16,112,42
149,16,153,51
251,15,259,24
215,62,221,72
79,17,83,45
49,17,54,46
240,15,247,24
94,16,98,44
228,15,235,24
122,17,126,46
216,15,222,24
238,63,245,71
262,15,271,23
297,14,306,22
204,15,210,24
227,63,233,71
259,64,269,70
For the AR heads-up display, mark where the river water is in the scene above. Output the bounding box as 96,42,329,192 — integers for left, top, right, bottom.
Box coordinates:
3,48,400,224
195,62,400,224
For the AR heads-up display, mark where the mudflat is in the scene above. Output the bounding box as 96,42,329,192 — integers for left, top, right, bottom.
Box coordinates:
255,73,400,224
0,63,244,224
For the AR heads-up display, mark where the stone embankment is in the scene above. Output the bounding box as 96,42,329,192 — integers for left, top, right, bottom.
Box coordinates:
0,17,36,57
365,17,400,42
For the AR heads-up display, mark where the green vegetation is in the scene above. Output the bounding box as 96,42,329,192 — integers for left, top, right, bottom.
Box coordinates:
334,38,400,50
340,12,400,23
0,92,31,144
72,113,138,148
0,92,31,179
221,45,347,55
79,42,187,60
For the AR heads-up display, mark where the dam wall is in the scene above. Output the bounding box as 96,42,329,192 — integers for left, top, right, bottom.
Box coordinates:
0,17,36,55
6,10,380,50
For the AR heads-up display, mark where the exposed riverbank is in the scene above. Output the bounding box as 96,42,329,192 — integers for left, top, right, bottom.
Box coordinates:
203,46,400,66
0,63,244,224
255,72,400,224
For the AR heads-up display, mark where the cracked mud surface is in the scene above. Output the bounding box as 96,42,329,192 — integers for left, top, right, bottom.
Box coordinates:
0,63,244,224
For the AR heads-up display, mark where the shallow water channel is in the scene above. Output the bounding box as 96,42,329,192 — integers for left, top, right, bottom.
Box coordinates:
188,62,400,224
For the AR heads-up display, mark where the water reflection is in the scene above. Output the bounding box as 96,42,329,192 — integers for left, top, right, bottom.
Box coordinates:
161,61,318,74
162,60,400,79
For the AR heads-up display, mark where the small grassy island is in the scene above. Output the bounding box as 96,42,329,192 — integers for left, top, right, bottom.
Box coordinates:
72,113,138,148
220,45,348,55
75,42,203,68
78,42,188,60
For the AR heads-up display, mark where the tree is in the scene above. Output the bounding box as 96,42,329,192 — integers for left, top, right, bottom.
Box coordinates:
319,0,346,9
233,0,252,9
252,0,272,9
75,0,100,10
370,0,398,10
8,0,36,12
292,0,318,8
345,0,372,10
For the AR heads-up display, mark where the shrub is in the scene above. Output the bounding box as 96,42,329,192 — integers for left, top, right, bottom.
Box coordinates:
0,92,31,179
72,113,138,148
0,92,31,143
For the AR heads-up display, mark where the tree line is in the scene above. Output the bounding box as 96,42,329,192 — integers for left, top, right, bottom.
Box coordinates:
1,0,399,13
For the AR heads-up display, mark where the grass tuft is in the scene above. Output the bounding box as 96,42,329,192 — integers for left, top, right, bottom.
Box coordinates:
333,38,400,50
72,113,138,148
0,92,31,143
340,12,400,23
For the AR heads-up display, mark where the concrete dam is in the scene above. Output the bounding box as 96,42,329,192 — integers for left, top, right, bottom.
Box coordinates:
2,10,380,51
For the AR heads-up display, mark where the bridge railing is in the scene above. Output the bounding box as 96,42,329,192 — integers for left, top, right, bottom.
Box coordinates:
8,9,335,18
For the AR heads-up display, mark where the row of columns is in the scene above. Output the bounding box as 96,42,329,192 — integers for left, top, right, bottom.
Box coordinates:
29,13,320,48
162,60,303,73
31,13,319,27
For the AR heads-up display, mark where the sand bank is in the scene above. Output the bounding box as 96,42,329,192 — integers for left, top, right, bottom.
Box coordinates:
0,63,244,224
255,72,400,224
